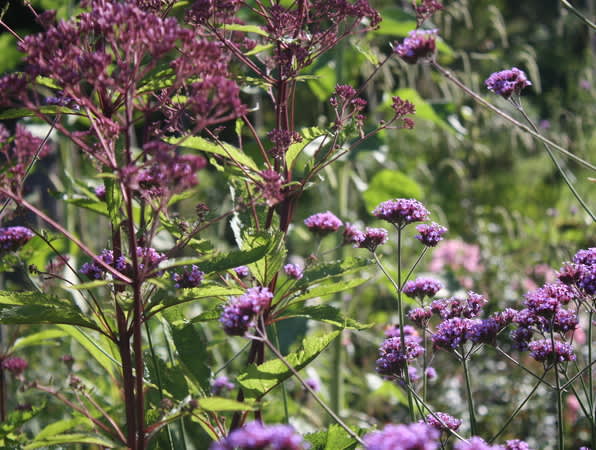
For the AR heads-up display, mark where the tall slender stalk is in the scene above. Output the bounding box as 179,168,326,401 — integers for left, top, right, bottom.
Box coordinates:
589,310,595,450
461,355,477,436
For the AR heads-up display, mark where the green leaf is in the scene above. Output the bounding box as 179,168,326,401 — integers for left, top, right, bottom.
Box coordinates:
197,397,256,412
190,309,221,323
286,127,328,171
374,8,417,36
351,40,379,65
34,417,94,441
245,43,274,56
147,284,241,313
281,304,373,330
362,169,423,213
0,105,79,120
0,291,100,330
295,257,372,289
24,433,116,449
222,24,269,37
165,136,258,171
0,404,44,438
35,75,62,89
305,424,359,450
237,331,339,400
105,178,123,225
170,322,211,392
69,279,120,290
64,197,109,216
12,328,67,351
244,229,286,285
287,277,369,305
307,63,336,102
57,325,120,378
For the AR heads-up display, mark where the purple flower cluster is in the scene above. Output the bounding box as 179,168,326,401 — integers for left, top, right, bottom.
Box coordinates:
353,227,389,252
394,29,438,64
284,263,304,280
466,318,500,345
559,247,596,295
431,317,472,350
485,68,532,99
505,440,532,450
304,211,343,235
211,376,235,395
372,199,429,228
403,277,443,301
1,357,28,376
455,437,505,450
0,226,34,254
363,422,440,450
234,266,250,278
415,222,447,247
430,291,487,319
408,307,433,327
375,336,424,376
384,324,420,340
171,265,204,288
220,287,273,336
210,421,308,450
80,247,166,279
528,339,576,365
425,412,462,432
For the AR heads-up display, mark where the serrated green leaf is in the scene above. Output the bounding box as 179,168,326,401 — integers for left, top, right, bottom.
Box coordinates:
237,331,339,400
0,404,44,438
197,397,255,412
165,136,258,171
34,417,94,441
12,328,67,351
35,75,61,89
170,322,211,392
362,169,423,213
245,43,273,56
148,284,241,313
305,424,359,450
244,229,286,285
222,23,269,37
286,127,328,171
0,303,99,329
69,279,120,290
287,277,368,305
280,304,373,330
295,258,372,289
24,433,116,449
0,105,79,120
190,309,221,323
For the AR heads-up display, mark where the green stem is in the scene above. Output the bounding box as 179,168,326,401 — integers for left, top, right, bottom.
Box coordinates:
559,0,596,29
489,371,547,443
590,310,596,450
461,354,477,435
550,328,564,450
271,324,290,424
514,103,595,222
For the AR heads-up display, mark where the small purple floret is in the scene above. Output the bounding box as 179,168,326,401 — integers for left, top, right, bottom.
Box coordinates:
376,336,424,376
304,211,343,234
485,68,532,99
363,422,440,450
284,263,304,280
394,29,438,64
0,226,34,254
354,227,389,252
219,287,273,336
528,339,576,365
234,266,250,278
415,222,447,247
212,376,235,395
455,436,505,450
403,277,443,300
372,198,429,228
172,265,204,288
425,412,462,432
210,421,307,450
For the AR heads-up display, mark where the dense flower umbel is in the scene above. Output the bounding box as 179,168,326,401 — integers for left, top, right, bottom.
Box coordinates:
528,339,576,365
372,199,429,228
384,324,421,341
394,29,438,64
220,287,273,336
304,211,343,234
210,421,308,450
1,357,28,376
485,68,532,99
566,247,596,295
432,317,473,350
425,412,462,432
430,291,487,319
354,227,389,252
363,422,440,450
0,226,34,255
403,277,443,300
171,265,204,288
408,307,433,327
415,222,447,247
375,336,424,376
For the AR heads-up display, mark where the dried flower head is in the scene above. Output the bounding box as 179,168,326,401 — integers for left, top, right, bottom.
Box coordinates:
1,357,28,376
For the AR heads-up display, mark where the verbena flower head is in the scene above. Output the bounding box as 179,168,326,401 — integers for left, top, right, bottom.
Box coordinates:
505,439,532,450
510,327,533,351
415,222,447,247
394,29,438,64
375,336,424,376
363,422,440,450
523,284,571,318
466,318,500,345
425,366,437,380
372,199,429,228
431,291,487,319
573,247,596,266
432,317,472,350
284,263,304,280
455,437,505,450
172,265,204,288
211,376,235,395
485,68,532,99
0,226,34,255
408,307,433,327
354,227,389,252
343,223,363,245
425,412,462,432
234,266,250,278
220,287,273,336
304,211,343,235
528,339,576,365
552,309,579,333
403,277,443,300
1,357,28,376
384,324,421,341
210,421,308,450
